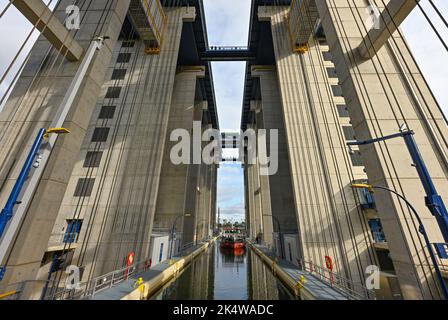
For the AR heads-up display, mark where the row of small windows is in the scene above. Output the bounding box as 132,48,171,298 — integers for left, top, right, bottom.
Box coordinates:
74,178,95,197
84,151,103,168
99,105,116,119
112,69,126,80
92,127,110,142
75,42,134,197
117,53,131,63
106,86,121,99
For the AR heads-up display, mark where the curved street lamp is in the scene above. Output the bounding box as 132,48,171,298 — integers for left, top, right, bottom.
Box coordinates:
169,213,191,259
352,183,448,300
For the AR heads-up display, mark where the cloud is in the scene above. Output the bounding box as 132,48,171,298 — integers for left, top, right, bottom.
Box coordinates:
217,163,245,221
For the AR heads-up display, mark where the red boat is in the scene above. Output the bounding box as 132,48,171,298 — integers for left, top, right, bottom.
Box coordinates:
220,228,246,249
220,237,246,249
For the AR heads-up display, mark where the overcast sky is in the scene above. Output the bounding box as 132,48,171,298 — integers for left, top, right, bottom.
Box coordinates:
0,0,447,223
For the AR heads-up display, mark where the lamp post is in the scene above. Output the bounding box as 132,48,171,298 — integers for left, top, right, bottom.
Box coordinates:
347,127,448,244
169,213,191,259
352,183,448,300
273,216,284,260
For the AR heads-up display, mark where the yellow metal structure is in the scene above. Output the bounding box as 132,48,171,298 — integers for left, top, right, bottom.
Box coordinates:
293,44,309,54
351,183,375,193
0,290,17,299
143,0,167,55
44,127,70,138
287,0,316,54
145,46,161,54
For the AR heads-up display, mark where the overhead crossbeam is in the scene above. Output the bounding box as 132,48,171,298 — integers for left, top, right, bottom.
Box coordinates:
201,46,256,61
12,0,84,61
359,0,420,59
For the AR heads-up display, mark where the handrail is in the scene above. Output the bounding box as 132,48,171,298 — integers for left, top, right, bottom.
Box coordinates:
44,259,152,300
207,46,250,51
297,259,375,300
45,240,208,300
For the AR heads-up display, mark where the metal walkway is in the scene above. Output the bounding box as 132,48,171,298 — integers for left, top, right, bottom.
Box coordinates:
251,243,374,300
202,46,256,61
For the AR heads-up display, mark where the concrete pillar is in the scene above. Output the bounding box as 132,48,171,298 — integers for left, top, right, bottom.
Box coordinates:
259,6,378,294
182,101,206,248
315,1,448,299
153,66,205,254
254,104,274,248
53,9,198,282
252,67,298,256
209,164,218,233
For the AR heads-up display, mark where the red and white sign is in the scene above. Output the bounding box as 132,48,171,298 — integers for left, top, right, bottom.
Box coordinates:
126,252,135,267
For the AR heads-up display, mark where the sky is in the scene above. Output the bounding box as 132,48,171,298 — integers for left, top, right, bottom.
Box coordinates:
0,0,447,223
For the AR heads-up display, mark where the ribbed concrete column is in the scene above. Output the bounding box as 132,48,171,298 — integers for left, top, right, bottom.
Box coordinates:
315,1,448,299
246,121,264,242
49,9,198,282
209,164,217,233
196,161,207,242
254,104,274,247
244,164,251,235
246,163,254,238
153,66,205,253
182,101,206,247
260,6,378,294
204,163,212,237
0,0,131,293
246,129,259,240
252,67,298,253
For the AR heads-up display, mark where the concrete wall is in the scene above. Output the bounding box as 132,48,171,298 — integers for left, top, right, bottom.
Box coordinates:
153,67,205,250
315,1,448,299
0,0,131,294
38,7,197,288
